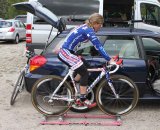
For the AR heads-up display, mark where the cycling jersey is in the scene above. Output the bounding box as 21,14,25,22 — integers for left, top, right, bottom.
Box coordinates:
62,24,111,61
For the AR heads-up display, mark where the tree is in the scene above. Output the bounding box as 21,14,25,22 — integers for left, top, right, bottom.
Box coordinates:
0,0,8,18
0,0,26,19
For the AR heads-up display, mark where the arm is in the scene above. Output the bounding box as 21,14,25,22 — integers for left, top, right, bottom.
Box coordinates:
85,28,111,61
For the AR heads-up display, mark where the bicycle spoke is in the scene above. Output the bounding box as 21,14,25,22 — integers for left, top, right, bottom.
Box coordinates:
96,75,139,116
32,75,74,116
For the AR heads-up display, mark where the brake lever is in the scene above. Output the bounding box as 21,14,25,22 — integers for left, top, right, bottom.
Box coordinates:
116,59,123,68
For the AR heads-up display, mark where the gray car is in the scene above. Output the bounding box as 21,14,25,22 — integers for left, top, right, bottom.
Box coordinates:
0,19,26,44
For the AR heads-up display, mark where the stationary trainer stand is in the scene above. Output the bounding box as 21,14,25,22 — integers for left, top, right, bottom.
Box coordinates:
40,112,122,126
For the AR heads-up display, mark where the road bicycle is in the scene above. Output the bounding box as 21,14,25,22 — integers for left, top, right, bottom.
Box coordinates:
31,56,139,116
10,51,35,105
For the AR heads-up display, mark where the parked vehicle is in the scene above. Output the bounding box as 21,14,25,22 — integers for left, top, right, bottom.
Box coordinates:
14,0,160,51
14,15,27,25
13,1,160,102
0,19,26,44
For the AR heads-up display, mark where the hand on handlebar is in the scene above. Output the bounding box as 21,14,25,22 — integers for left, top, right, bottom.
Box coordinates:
108,55,123,66
108,58,116,64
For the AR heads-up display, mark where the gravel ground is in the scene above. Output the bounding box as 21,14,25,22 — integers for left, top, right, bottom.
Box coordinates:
1,41,160,130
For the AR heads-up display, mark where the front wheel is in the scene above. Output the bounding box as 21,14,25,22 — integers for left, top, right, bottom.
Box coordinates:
10,70,25,105
96,75,139,116
31,75,74,116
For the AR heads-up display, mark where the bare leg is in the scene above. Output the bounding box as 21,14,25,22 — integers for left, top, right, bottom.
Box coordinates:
80,86,87,95
74,74,87,95
74,74,81,82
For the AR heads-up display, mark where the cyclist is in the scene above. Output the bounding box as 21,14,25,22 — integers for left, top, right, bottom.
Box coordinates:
58,13,115,108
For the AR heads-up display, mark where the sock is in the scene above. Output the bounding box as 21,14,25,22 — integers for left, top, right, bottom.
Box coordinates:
80,94,86,102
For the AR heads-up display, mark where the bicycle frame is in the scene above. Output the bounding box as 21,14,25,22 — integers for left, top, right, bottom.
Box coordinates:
49,64,119,101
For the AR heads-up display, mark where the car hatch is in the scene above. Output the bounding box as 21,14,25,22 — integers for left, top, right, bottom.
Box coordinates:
13,1,65,32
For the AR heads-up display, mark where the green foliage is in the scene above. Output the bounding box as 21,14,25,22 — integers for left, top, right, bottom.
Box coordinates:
0,0,26,19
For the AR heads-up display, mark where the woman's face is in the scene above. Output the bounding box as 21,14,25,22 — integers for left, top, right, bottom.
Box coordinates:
93,23,103,32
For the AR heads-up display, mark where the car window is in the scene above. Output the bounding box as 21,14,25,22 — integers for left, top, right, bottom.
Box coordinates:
15,22,20,27
76,35,140,59
44,37,66,54
141,3,160,26
103,36,139,59
142,37,160,51
45,35,140,59
15,16,27,23
33,16,48,24
45,35,106,55
19,21,25,28
0,21,12,28
76,36,107,56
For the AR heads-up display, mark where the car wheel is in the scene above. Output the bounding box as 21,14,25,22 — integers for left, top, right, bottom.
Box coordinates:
13,35,19,44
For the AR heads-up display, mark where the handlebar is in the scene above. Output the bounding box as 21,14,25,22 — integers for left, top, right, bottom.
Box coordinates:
107,62,120,74
107,55,123,74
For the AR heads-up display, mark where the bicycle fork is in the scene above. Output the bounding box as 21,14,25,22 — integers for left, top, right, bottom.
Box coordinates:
106,71,119,99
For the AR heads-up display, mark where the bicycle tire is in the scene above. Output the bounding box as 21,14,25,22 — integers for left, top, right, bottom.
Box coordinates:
96,74,139,116
10,70,25,105
31,75,74,116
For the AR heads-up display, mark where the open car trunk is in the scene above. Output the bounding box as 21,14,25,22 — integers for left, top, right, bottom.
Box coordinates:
103,0,134,27
35,0,134,27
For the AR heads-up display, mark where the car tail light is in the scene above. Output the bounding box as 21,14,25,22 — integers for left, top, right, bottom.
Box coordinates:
26,24,32,43
8,27,15,32
29,55,47,72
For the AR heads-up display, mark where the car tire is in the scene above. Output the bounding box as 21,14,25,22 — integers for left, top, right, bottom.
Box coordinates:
13,35,19,44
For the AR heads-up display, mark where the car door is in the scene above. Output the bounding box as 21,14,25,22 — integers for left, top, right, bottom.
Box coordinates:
76,35,148,86
103,35,147,83
14,21,21,38
19,21,26,39
141,36,160,83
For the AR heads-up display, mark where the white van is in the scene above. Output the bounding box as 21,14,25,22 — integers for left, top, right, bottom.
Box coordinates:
15,0,160,50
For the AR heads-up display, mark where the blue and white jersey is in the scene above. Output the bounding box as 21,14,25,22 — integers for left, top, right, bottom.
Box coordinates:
62,24,111,61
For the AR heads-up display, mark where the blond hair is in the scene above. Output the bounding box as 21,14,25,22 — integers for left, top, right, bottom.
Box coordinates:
85,13,104,27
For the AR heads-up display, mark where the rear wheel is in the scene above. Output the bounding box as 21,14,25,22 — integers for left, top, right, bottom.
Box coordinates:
10,70,25,105
13,35,19,44
31,75,74,116
96,75,139,116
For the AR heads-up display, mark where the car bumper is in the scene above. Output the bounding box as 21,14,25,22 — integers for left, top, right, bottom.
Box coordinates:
0,32,15,40
25,73,45,93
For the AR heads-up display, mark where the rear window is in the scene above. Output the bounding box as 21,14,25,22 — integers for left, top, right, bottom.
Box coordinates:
44,35,140,59
44,36,66,54
0,21,12,28
15,15,27,23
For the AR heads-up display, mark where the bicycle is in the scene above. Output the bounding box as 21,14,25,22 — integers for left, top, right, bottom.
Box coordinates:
31,56,139,116
10,50,35,105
